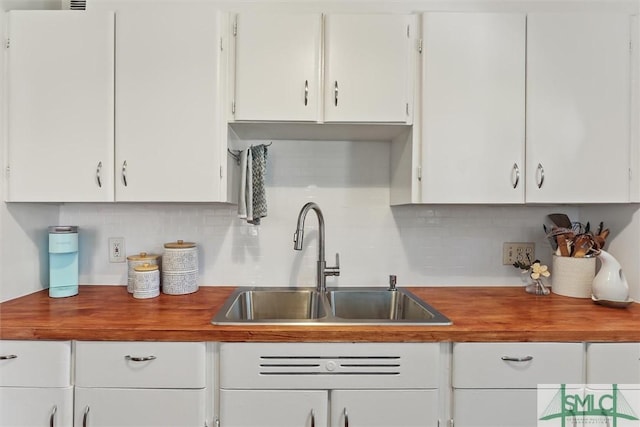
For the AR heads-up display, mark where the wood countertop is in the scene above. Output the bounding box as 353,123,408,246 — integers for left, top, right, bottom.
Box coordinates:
1,285,638,342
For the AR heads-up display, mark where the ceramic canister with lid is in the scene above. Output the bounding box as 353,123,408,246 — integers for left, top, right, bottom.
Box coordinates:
162,240,198,295
133,263,160,299
126,252,161,293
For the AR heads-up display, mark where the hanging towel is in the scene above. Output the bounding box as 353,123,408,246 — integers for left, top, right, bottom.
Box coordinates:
250,144,268,224
237,148,249,219
237,144,267,225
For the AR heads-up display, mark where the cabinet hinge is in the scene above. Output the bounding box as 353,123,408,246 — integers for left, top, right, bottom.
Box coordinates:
406,103,409,116
5,166,10,177
418,39,423,54
220,165,223,179
5,38,9,49
417,165,422,181
231,100,236,114
407,25,410,38
233,19,237,37
220,37,224,51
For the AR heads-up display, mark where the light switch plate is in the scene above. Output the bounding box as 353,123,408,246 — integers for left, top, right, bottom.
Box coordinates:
503,242,535,265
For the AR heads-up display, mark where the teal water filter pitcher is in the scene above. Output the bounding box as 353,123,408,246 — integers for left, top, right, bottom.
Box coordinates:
48,226,79,298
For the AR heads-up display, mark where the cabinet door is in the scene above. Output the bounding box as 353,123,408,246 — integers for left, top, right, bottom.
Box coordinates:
220,389,328,427
324,14,412,123
330,389,439,427
0,386,73,427
526,13,631,203
421,13,525,203
6,11,114,202
233,13,322,121
75,387,205,427
453,389,537,427
115,3,224,201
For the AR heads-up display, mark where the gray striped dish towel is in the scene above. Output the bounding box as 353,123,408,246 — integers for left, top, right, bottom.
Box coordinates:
238,144,268,225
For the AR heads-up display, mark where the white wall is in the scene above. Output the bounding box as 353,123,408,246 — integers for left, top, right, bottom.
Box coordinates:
59,139,581,289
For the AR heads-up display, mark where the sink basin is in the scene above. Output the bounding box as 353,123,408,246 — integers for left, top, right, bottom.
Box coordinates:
211,287,451,325
220,288,327,323
328,289,450,324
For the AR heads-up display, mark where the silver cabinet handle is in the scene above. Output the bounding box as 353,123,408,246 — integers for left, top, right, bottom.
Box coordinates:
334,81,339,107
310,409,315,427
501,355,533,362
511,163,520,189
0,354,17,360
343,408,349,427
96,161,102,188
82,406,90,427
304,80,309,106
215,418,220,427
122,160,128,187
536,163,544,188
50,405,57,427
125,355,156,362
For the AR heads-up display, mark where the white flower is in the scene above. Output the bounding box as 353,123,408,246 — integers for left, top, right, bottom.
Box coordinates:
530,262,550,280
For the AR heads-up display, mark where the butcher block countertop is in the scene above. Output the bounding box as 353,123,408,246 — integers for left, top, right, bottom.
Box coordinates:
0,285,638,342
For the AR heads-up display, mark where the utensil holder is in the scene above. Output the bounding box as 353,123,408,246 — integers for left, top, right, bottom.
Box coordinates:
551,255,596,298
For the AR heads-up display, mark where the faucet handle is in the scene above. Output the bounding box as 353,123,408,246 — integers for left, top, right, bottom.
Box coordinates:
325,253,340,277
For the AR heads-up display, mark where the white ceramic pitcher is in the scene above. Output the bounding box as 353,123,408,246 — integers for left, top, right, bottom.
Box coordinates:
592,250,629,302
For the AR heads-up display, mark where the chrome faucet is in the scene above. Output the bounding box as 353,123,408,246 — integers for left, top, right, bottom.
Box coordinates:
293,202,340,293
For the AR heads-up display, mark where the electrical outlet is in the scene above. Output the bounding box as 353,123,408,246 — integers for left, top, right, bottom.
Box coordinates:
503,242,535,265
109,237,125,263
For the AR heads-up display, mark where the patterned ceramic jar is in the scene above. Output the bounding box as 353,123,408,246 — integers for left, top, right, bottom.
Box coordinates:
127,252,161,293
133,263,160,299
162,240,198,295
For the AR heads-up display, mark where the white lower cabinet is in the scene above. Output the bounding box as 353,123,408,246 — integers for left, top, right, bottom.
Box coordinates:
220,390,328,427
329,389,438,427
217,343,442,427
0,340,73,426
452,342,584,427
74,341,207,427
75,388,205,427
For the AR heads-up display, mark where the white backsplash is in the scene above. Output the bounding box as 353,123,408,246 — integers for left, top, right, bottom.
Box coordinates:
60,140,577,288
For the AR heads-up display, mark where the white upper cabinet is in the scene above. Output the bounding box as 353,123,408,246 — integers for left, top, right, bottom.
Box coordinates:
6,11,115,202
526,13,631,203
324,14,412,123
114,3,225,202
232,13,413,124
420,12,526,203
233,13,322,122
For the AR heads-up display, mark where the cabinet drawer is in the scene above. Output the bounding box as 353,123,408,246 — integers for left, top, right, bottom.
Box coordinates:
0,340,71,387
587,343,640,385
75,341,205,388
453,342,583,388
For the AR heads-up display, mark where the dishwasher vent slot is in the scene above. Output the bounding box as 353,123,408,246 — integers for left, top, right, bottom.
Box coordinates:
258,355,402,376
62,0,87,10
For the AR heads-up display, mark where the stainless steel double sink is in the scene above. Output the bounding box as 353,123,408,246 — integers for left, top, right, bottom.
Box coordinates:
211,287,452,325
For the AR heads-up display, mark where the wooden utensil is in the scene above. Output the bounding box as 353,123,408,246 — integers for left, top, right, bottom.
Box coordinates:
572,234,593,258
